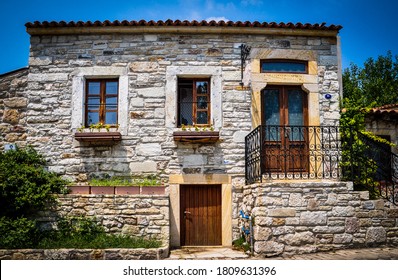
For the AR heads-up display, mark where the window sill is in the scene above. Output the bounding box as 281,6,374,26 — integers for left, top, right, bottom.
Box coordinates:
74,132,122,145
173,131,220,143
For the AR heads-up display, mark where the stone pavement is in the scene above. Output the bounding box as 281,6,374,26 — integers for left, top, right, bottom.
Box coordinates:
168,246,398,260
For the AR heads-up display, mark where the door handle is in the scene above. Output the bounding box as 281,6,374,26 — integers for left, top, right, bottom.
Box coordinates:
184,211,191,214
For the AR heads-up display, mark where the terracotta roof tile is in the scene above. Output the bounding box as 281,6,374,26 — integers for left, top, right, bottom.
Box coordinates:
25,19,342,31
368,104,398,116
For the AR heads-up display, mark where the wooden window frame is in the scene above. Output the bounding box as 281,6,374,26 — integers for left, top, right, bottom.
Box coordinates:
261,85,308,126
85,79,119,127
177,78,211,127
260,59,308,74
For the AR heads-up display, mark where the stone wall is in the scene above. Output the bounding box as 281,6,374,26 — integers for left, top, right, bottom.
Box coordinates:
0,247,169,260
0,68,29,149
38,194,170,246
240,182,398,257
365,114,398,155
22,32,340,183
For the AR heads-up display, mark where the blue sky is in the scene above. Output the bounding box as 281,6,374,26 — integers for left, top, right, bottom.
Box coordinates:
0,0,397,74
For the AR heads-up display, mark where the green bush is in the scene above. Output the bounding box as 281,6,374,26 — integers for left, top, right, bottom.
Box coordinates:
0,146,68,218
0,146,67,248
37,216,161,249
0,217,39,249
0,147,161,250
55,216,105,240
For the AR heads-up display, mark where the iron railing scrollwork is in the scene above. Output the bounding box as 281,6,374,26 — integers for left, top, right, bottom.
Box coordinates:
245,125,342,184
245,125,397,205
341,127,398,205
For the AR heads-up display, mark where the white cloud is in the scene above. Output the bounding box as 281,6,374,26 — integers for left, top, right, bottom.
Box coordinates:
206,16,230,22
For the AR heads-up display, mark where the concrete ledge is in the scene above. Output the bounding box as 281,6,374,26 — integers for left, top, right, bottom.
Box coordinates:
0,246,169,260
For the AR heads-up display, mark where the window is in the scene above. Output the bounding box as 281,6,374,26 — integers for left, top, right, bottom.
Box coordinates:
261,60,308,73
85,79,118,126
177,78,210,126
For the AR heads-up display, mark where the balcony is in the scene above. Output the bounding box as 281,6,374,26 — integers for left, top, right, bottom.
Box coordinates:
245,125,397,205
245,125,342,184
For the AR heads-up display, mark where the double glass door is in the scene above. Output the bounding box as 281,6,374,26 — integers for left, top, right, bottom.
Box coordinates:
262,86,308,173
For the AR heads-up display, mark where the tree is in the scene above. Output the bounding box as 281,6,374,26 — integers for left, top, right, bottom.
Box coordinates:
343,50,398,108
341,51,398,199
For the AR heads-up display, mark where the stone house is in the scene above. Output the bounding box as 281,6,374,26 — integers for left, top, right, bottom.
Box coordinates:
1,20,397,256
364,104,398,184
366,104,398,154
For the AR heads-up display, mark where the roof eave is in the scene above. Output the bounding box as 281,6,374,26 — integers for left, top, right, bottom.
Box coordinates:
26,25,340,37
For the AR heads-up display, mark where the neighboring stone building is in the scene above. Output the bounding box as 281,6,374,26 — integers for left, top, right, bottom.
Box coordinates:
365,104,398,154
364,104,398,186
0,67,29,148
1,20,397,257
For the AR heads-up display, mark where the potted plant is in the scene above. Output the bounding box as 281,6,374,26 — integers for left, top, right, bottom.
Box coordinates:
134,176,165,195
67,175,164,195
173,124,219,143
88,176,139,195
74,123,121,145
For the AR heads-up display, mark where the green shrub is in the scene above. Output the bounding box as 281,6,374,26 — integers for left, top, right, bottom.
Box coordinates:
0,217,39,249
55,216,104,240
0,146,68,218
37,216,161,249
88,174,161,186
38,233,162,249
232,235,250,252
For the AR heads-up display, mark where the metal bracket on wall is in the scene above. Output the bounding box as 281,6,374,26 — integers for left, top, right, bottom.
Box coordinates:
239,44,251,87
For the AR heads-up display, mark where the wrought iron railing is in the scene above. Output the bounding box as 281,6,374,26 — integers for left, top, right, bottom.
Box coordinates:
341,127,398,205
245,125,341,184
245,125,397,205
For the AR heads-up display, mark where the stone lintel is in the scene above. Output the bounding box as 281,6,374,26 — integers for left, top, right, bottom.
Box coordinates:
169,174,231,184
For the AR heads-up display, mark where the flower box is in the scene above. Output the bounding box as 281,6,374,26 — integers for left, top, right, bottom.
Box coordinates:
74,132,122,145
114,186,140,195
173,131,219,143
90,186,115,194
67,185,164,195
67,185,90,194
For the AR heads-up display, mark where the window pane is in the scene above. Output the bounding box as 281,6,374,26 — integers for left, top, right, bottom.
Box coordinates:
196,81,208,94
105,112,117,124
180,102,193,125
196,111,208,124
106,82,118,94
106,96,117,105
264,89,280,141
288,89,304,126
262,61,307,73
87,112,99,125
178,86,193,126
264,90,280,126
288,89,304,141
87,97,100,105
197,96,208,109
106,105,117,112
88,82,100,95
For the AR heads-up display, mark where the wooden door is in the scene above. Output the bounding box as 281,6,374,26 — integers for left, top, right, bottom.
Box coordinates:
262,86,308,173
180,185,221,246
